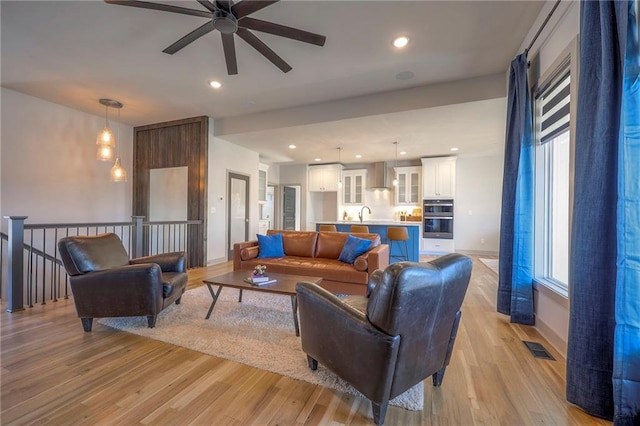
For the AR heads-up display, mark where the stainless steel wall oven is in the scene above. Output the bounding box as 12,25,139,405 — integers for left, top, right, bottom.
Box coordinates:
423,199,454,239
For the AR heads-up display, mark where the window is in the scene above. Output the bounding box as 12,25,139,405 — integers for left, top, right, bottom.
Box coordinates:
534,61,571,296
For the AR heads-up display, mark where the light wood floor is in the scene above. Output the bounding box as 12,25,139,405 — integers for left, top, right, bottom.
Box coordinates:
1,257,610,425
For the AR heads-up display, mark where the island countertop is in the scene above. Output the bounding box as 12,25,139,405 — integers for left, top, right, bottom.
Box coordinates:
315,220,421,227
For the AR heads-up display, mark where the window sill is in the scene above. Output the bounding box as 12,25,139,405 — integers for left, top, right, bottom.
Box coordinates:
533,277,569,300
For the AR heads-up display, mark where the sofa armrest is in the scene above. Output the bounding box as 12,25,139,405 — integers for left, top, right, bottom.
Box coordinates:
365,244,389,276
131,252,186,272
233,240,259,270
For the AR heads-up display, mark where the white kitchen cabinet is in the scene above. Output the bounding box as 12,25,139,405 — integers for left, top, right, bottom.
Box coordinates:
422,238,455,254
309,164,342,192
421,157,456,198
394,166,421,205
342,169,367,205
258,163,269,203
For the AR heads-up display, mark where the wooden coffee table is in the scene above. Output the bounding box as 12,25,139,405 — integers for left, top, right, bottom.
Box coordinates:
202,271,322,336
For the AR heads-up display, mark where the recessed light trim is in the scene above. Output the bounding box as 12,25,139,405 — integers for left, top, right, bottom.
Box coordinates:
314,158,321,162
450,147,459,152
400,151,407,155
393,36,409,48
289,144,297,149
209,80,222,89
355,154,362,159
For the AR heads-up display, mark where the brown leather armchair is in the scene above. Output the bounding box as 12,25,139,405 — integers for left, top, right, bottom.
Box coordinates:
58,233,188,332
296,253,473,426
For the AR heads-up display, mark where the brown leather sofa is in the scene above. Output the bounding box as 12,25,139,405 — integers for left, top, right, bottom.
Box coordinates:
233,230,390,295
58,233,188,332
296,253,473,425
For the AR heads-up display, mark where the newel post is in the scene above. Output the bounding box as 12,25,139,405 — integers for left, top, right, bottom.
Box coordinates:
131,216,144,258
5,216,27,313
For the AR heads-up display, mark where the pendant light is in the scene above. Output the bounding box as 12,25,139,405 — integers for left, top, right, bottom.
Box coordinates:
110,104,127,182
392,141,399,186
337,147,343,188
96,98,122,162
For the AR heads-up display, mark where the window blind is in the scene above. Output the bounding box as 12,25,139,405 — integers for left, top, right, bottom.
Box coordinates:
536,67,571,145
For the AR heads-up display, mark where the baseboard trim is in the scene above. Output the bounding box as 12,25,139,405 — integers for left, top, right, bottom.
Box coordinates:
456,249,499,256
206,257,228,265
535,316,567,359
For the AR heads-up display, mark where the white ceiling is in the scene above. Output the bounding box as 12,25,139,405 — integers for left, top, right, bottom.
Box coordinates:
1,0,544,165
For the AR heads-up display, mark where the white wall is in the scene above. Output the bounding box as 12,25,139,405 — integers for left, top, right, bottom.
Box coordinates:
455,153,504,254
206,124,260,264
1,88,133,227
521,0,580,356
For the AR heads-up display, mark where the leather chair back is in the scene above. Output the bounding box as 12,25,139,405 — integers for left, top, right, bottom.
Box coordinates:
366,254,472,396
59,233,129,276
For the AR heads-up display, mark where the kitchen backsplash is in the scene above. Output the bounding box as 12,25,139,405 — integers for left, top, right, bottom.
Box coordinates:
340,188,420,221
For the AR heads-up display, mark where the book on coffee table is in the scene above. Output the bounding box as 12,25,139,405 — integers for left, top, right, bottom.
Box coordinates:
244,277,277,286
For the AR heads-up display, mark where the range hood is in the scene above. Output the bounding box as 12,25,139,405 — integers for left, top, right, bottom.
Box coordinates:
368,162,389,189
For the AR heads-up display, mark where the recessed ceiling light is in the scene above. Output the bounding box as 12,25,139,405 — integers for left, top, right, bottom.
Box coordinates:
289,144,297,149
450,147,459,152
314,158,321,162
209,81,222,89
400,151,407,155
393,36,409,49
355,154,362,159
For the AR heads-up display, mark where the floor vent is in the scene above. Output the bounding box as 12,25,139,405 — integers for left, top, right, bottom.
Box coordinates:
523,341,555,360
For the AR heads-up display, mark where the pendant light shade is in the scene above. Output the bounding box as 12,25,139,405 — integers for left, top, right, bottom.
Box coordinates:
110,157,127,182
96,98,122,162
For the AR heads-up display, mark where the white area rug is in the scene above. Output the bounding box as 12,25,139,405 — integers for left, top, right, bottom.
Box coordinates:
98,285,423,410
480,258,499,274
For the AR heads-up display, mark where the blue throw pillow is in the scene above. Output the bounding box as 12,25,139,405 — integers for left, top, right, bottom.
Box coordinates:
257,233,285,258
338,235,372,264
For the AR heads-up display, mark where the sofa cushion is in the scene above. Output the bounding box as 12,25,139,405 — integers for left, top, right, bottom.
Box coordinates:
58,233,129,275
161,271,188,298
240,256,370,284
268,230,317,258
338,235,373,264
257,233,285,258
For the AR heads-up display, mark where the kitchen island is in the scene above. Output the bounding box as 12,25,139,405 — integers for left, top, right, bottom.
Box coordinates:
315,221,421,262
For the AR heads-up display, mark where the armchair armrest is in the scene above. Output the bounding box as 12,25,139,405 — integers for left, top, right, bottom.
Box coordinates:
296,281,400,402
233,240,258,270
130,252,185,273
69,264,165,317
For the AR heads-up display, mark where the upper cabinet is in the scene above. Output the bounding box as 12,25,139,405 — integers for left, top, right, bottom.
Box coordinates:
342,169,367,205
421,157,456,198
394,166,421,205
309,164,342,192
258,163,269,203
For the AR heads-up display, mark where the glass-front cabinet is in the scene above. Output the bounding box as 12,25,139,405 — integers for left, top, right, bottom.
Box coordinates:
395,166,421,205
258,163,269,203
342,169,366,205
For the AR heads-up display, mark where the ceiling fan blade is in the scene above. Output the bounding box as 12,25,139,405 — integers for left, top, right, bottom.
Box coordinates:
231,0,279,19
221,33,238,75
239,17,326,47
163,21,215,55
196,0,217,13
236,28,292,73
104,0,211,18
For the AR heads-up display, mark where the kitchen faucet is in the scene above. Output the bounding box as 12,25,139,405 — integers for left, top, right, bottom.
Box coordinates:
358,206,371,223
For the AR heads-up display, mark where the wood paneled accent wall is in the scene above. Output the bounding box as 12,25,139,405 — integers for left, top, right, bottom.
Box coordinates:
133,116,208,267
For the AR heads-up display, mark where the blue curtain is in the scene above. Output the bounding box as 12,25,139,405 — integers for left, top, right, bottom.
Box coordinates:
497,53,535,325
568,1,639,423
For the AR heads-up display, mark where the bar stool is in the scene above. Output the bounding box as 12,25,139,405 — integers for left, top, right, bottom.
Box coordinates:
319,224,337,232
387,227,409,262
350,225,370,233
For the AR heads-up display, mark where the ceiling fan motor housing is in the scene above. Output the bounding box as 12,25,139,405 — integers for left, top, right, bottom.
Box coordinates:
213,10,238,34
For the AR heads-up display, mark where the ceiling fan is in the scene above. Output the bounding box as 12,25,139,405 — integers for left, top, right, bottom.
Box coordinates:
104,0,326,75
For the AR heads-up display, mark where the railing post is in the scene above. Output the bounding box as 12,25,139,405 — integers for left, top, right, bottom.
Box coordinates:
132,216,144,258
5,216,27,313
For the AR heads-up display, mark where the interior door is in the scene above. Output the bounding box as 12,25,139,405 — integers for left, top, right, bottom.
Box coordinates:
283,186,296,230
228,173,250,260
